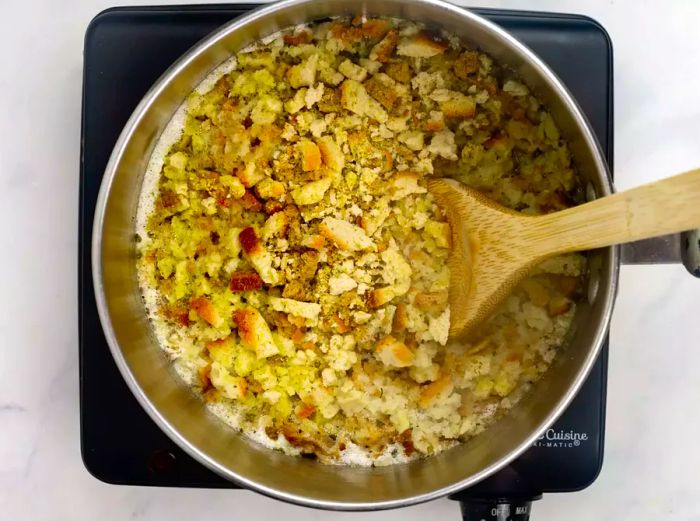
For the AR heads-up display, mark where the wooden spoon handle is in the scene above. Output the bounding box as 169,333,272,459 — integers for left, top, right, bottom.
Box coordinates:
524,168,700,256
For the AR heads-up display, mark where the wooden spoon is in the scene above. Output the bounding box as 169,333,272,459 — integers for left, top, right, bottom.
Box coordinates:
428,168,700,340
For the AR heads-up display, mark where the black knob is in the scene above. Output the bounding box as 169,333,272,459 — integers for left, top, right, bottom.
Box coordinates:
458,498,536,521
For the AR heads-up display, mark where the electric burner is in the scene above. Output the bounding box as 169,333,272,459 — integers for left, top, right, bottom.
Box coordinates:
79,6,612,518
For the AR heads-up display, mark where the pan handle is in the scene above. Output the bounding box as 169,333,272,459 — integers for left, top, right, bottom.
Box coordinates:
682,229,700,276
621,230,700,277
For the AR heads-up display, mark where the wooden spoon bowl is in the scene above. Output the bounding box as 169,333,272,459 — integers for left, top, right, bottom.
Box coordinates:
428,169,700,340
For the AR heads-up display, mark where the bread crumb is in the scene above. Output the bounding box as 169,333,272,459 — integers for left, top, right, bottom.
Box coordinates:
329,273,358,295
427,129,458,160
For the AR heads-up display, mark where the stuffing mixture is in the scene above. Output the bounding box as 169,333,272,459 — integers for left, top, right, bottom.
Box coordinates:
136,17,585,466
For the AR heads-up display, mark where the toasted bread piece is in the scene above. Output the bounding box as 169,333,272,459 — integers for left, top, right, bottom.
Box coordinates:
229,272,263,292
237,162,264,188
384,61,411,84
317,136,345,173
364,74,401,111
255,178,286,200
340,79,388,123
298,139,322,171
319,217,375,251
233,307,279,359
191,296,223,327
286,53,318,88
269,296,321,321
390,172,427,200
291,177,331,205
370,30,399,63
419,374,453,408
210,362,247,399
376,335,415,368
239,227,280,284
262,211,289,240
301,234,326,250
397,32,448,58
338,59,368,82
367,286,396,308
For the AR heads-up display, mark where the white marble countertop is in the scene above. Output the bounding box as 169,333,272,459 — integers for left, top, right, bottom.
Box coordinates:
1,0,699,519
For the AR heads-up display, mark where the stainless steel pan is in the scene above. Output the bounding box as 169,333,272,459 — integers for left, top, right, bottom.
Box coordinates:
91,0,698,510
